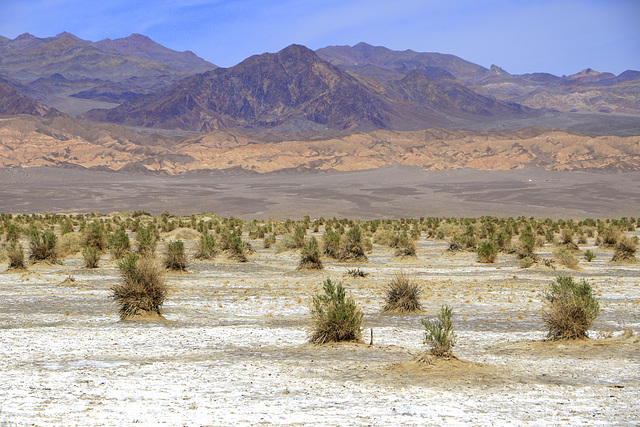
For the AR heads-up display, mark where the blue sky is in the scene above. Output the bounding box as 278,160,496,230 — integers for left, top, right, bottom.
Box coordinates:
2,0,639,75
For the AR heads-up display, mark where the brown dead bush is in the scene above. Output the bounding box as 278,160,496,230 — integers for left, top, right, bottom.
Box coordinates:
382,271,423,313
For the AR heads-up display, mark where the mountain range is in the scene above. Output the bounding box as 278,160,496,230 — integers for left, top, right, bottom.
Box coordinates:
1,32,639,174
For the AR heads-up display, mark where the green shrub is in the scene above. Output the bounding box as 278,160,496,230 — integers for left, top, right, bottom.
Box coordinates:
27,227,57,263
136,226,157,257
165,240,188,271
584,250,596,262
310,279,363,344
298,237,323,270
477,240,497,263
517,231,536,260
611,236,637,262
491,231,513,251
220,229,247,262
422,305,456,358
6,241,25,269
82,245,101,268
5,223,21,242
111,253,167,319
543,276,599,340
109,230,131,259
382,271,423,313
195,233,217,259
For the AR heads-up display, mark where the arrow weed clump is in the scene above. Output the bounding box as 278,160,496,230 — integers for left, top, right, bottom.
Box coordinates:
27,226,58,263
298,236,323,270
111,253,167,319
422,305,456,358
543,275,599,340
84,221,107,251
382,271,423,313
109,230,131,259
611,236,637,262
82,245,101,268
338,225,367,262
136,225,157,257
310,279,363,344
555,247,578,269
165,240,188,271
6,241,25,269
477,240,498,263
583,250,596,262
195,233,217,259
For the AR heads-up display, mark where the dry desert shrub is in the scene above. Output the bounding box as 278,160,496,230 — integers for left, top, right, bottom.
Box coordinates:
346,268,368,278
543,275,599,340
217,228,248,261
263,234,276,249
310,278,363,344
382,271,423,313
275,225,306,252
519,256,535,268
555,247,579,269
27,226,57,263
165,240,188,271
422,305,456,358
559,228,580,251
517,230,537,260
393,231,416,258
6,241,25,269
82,245,101,268
611,236,637,262
56,232,82,258
111,253,167,319
338,225,368,262
195,233,217,259
298,236,323,270
84,221,107,251
598,226,623,248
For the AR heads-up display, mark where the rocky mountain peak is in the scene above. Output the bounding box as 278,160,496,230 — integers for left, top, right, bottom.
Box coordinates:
489,64,508,74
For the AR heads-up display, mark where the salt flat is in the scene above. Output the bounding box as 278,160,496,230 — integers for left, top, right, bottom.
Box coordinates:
1,232,638,425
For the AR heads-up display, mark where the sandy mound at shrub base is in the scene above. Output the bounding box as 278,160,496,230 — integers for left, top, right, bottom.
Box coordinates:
120,310,169,323
490,331,639,357
388,352,504,386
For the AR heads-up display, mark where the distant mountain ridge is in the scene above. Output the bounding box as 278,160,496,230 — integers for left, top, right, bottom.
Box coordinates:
318,42,640,117
82,44,532,132
1,34,639,138
0,32,217,114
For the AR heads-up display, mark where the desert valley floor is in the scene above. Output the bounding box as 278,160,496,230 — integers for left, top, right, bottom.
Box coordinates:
2,165,640,219
0,167,639,425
